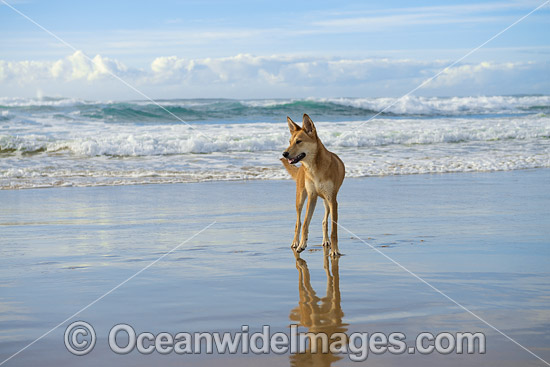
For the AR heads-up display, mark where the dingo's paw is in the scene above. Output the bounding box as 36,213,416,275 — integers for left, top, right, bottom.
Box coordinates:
330,249,342,258
322,239,331,247
296,240,307,253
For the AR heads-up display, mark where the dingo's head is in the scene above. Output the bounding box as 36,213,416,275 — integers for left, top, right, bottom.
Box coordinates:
282,114,318,165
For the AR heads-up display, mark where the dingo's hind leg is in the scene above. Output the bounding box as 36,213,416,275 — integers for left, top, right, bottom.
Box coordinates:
328,198,341,257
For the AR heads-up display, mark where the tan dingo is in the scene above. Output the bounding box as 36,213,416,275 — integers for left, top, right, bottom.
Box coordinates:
281,114,345,257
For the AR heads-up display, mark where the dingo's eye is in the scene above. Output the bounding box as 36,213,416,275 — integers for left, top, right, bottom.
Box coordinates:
296,140,302,144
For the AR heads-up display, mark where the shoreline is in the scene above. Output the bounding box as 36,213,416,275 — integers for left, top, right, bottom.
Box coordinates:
2,166,550,191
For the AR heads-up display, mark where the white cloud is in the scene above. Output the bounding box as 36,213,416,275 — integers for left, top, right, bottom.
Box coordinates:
0,51,548,99
0,50,131,83
146,54,440,86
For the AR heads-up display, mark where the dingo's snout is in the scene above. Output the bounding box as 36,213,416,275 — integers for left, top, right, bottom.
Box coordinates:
282,151,306,165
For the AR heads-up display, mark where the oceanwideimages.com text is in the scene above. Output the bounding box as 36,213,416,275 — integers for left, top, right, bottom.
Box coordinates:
65,321,486,361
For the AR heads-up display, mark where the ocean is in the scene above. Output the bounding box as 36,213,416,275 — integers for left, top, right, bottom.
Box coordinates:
1,95,549,189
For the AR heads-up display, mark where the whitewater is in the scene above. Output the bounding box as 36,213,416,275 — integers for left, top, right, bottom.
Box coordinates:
1,95,549,189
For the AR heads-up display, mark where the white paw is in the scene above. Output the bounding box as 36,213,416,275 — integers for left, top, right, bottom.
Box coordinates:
296,240,307,253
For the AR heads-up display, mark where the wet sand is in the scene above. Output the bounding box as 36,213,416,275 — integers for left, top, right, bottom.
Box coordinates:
1,169,549,366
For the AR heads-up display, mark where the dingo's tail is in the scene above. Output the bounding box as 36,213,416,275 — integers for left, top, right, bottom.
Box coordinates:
280,158,299,181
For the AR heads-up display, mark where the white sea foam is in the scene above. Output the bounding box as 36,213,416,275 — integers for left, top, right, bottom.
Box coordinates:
322,95,550,115
1,116,549,156
0,97,95,107
1,96,549,189
2,140,549,189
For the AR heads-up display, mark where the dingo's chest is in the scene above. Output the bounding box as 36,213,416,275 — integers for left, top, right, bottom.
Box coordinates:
306,178,334,199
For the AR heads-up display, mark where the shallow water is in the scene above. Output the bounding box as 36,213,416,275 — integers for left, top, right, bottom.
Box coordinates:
0,170,549,366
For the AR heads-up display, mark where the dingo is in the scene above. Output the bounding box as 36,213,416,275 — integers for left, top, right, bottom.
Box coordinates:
281,114,345,257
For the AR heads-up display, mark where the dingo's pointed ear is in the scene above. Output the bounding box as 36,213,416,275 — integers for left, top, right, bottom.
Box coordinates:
302,114,316,135
287,116,300,133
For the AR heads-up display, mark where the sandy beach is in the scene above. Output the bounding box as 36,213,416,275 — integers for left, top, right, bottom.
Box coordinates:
1,169,549,366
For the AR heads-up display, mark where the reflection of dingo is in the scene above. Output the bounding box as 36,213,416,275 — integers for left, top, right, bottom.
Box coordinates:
290,248,347,366
281,114,345,257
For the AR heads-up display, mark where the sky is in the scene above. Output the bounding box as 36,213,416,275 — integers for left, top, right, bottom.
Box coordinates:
0,0,549,100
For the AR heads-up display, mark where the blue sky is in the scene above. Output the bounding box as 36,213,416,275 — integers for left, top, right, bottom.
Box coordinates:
1,0,549,99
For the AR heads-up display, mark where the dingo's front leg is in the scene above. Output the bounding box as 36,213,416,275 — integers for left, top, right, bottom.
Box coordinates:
297,193,317,253
322,199,331,247
292,187,307,249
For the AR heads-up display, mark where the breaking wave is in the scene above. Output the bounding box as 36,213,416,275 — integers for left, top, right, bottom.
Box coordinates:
1,95,549,189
